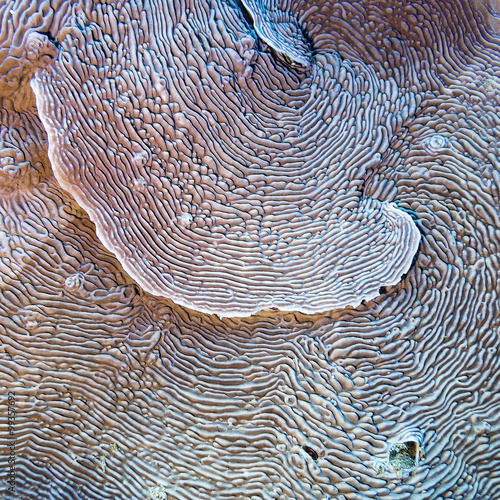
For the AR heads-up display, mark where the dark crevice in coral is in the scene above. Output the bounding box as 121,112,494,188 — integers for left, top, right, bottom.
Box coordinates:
37,31,60,50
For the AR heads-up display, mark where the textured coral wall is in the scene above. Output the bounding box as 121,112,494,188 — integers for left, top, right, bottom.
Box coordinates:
1,1,500,499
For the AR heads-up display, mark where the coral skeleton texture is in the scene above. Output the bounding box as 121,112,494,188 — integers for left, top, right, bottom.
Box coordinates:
0,0,499,499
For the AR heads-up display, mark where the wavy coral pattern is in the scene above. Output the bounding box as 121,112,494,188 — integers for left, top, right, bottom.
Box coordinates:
32,0,421,317
0,0,499,499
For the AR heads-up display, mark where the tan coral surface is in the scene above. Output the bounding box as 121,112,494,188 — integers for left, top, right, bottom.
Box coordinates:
1,0,500,499
31,0,420,317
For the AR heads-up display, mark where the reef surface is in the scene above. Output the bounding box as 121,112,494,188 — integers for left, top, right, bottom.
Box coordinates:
0,1,499,499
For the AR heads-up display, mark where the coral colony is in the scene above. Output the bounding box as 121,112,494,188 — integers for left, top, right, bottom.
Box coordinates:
1,0,499,499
